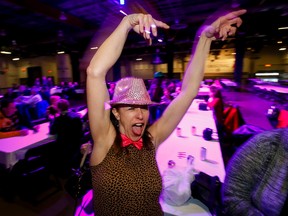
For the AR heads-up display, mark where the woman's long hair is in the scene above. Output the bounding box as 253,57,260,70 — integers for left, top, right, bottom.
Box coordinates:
110,107,154,156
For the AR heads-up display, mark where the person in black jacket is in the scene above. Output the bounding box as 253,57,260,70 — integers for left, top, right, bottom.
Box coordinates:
49,99,83,177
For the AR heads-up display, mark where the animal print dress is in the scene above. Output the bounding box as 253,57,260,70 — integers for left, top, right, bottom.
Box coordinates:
90,144,163,216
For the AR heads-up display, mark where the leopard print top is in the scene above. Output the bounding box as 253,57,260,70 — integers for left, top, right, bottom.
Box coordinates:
90,144,163,216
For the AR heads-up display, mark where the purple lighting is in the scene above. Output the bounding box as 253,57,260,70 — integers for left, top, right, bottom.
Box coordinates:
120,0,125,5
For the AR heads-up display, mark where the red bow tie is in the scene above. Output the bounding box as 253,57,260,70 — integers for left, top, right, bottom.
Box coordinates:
121,134,143,150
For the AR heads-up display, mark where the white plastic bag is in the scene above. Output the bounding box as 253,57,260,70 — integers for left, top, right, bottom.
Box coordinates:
161,156,195,206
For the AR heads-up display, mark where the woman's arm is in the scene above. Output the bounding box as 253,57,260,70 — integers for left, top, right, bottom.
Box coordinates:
149,9,246,147
86,14,169,165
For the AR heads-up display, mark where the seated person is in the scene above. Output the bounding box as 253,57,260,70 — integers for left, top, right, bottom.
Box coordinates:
16,86,42,107
207,86,225,143
49,99,84,177
222,128,288,215
46,95,61,119
0,99,30,138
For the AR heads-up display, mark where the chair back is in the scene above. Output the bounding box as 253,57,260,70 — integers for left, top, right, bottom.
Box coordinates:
191,172,223,215
10,141,61,204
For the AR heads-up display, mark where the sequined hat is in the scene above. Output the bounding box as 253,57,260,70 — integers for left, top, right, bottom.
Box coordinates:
109,77,157,106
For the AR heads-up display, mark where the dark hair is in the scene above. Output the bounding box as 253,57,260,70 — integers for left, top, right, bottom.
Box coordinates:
57,99,70,112
1,98,14,109
210,86,223,100
110,107,154,156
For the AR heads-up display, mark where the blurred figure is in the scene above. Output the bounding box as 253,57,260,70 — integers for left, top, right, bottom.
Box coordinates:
39,86,50,103
108,82,116,99
73,81,80,89
34,77,41,87
3,88,16,100
17,85,31,97
0,99,29,138
148,72,165,123
42,76,48,86
171,83,182,99
17,86,42,107
49,99,83,177
47,77,54,89
46,95,61,119
207,86,225,144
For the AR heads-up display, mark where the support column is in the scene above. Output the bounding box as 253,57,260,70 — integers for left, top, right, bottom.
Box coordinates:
234,38,245,87
166,42,174,79
56,54,73,83
113,59,121,81
70,53,80,83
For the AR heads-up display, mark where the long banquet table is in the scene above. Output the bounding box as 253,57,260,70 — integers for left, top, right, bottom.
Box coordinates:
0,122,55,169
254,84,288,94
156,99,225,182
156,99,225,215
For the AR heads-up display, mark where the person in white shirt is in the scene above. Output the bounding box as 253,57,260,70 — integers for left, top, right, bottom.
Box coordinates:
19,86,43,107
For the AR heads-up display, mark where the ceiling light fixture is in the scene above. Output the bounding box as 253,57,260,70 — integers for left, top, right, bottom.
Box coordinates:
278,27,288,30
120,0,125,5
255,72,279,76
119,10,127,16
0,51,12,54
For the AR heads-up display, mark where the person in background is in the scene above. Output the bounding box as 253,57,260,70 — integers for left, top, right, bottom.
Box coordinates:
73,81,80,89
46,95,61,120
108,82,116,99
171,82,182,99
86,9,246,215
3,88,16,100
41,76,48,87
49,99,83,177
47,77,54,89
207,85,225,143
17,85,31,97
0,98,29,138
222,128,288,216
39,86,50,103
16,86,43,107
34,77,41,87
148,72,165,123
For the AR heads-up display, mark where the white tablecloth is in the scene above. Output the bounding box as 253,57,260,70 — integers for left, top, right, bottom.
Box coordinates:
156,99,225,183
254,84,288,94
156,99,225,215
0,122,55,169
198,87,210,96
220,79,237,87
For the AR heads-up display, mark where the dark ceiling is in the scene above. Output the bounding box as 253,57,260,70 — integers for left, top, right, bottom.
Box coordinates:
0,0,287,59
